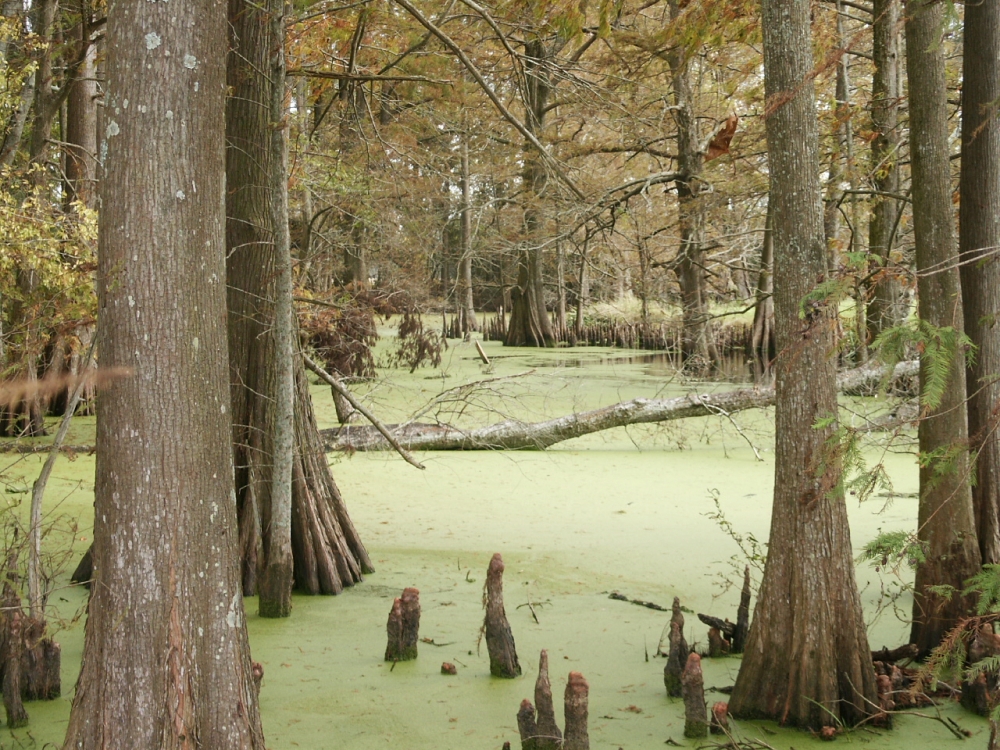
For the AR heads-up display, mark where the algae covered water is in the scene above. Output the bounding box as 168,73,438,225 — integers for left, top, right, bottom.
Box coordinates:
2,337,983,749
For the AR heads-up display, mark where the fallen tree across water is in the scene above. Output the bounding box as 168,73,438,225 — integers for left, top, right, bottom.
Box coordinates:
322,360,918,452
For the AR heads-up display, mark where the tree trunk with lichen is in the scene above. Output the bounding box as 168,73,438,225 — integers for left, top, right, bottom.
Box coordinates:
61,0,265,742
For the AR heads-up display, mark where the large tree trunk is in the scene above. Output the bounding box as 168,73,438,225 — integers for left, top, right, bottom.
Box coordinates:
324,361,917,453
226,0,371,602
226,0,279,599
728,0,878,728
667,2,718,373
959,0,1000,566
61,0,265,744
257,0,295,619
905,0,982,655
505,37,555,348
866,0,904,341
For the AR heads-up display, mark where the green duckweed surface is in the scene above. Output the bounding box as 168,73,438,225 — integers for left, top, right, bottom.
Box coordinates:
1,335,981,749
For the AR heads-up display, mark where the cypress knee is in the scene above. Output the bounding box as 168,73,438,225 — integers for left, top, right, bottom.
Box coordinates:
563,671,589,750
484,554,520,678
732,566,751,653
517,699,539,750
534,650,561,749
664,621,686,697
681,652,708,738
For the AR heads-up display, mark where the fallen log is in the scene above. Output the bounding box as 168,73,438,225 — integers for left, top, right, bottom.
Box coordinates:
323,361,918,452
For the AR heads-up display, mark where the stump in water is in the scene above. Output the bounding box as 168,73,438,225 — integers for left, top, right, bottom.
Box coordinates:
21,630,60,700
484,554,520,678
1,585,27,728
384,587,420,662
534,651,561,749
681,652,708,738
707,627,729,657
563,671,589,750
710,701,729,735
664,621,687,697
698,568,753,655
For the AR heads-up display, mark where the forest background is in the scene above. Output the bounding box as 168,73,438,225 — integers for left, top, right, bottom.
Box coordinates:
0,0,998,747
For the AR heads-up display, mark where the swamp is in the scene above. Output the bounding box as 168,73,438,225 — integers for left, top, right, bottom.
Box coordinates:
1,332,977,748
1,0,999,746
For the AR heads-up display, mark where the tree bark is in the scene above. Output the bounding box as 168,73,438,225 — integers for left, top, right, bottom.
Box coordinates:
324,361,918,452
959,0,1000,566
866,0,904,341
61,0,265,743
226,0,279,598
905,0,982,654
728,0,878,727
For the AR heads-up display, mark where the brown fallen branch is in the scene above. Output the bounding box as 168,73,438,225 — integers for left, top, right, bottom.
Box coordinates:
323,361,919,452
697,613,735,639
